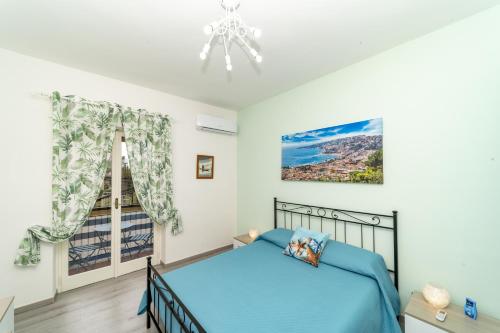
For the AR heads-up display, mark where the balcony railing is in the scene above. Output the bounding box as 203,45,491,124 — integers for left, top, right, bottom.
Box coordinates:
68,208,153,275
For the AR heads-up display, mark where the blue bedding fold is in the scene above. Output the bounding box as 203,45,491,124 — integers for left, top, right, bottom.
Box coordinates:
138,228,401,333
258,228,401,331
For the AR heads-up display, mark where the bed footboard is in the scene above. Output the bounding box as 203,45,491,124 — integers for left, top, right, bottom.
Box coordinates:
146,257,207,333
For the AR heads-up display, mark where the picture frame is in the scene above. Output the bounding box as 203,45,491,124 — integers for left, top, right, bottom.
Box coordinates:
196,155,214,179
281,118,383,184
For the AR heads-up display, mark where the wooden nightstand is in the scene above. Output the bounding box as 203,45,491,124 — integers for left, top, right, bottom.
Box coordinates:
233,234,254,249
405,292,500,333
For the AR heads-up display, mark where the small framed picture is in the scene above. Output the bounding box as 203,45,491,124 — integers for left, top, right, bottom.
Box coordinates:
196,155,214,179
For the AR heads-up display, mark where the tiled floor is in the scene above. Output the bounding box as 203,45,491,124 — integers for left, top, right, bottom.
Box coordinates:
15,251,223,333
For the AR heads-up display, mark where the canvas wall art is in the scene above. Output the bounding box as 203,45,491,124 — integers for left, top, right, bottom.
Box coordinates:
281,118,383,184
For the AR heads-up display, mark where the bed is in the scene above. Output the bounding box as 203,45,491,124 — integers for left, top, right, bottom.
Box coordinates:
138,198,401,333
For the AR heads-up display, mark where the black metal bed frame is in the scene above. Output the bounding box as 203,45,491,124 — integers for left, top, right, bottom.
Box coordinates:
274,197,399,290
146,257,207,333
145,197,399,332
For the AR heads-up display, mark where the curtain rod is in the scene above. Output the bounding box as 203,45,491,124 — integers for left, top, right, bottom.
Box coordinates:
35,92,171,119
38,91,130,107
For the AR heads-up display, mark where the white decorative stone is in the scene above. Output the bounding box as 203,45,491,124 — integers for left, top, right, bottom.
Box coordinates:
422,283,450,309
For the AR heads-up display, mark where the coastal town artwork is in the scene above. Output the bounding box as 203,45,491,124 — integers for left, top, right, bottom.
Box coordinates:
281,118,383,184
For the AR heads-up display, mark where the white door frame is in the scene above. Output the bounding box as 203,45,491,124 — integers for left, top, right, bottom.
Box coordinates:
56,132,163,293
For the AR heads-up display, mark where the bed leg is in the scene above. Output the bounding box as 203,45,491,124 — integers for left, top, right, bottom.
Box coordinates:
147,256,152,329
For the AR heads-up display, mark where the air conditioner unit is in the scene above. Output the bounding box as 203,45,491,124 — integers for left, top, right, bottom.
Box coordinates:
196,114,237,135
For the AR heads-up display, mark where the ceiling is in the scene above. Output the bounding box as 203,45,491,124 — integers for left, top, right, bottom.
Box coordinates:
0,0,498,110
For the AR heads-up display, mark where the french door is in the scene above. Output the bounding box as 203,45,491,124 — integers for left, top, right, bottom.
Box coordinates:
57,132,162,292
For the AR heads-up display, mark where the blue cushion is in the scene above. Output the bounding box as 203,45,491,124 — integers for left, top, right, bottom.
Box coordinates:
283,227,330,267
255,228,291,248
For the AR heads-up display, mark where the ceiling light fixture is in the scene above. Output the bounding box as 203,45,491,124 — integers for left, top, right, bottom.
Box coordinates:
200,0,262,72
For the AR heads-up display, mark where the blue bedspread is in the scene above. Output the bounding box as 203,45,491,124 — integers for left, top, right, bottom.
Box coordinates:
138,228,401,333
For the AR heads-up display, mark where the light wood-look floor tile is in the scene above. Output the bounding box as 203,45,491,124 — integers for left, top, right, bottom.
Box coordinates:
15,253,222,333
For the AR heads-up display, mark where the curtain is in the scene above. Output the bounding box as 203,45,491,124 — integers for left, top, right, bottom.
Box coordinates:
15,92,119,266
15,92,119,265
122,108,182,235
15,92,182,266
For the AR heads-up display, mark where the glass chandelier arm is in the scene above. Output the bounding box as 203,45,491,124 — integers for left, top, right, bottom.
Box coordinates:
199,31,217,60
235,33,251,50
223,34,232,71
207,32,216,46
223,33,229,56
236,34,262,63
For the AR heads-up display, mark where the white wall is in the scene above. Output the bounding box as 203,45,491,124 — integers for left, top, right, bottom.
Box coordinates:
0,48,237,308
238,6,500,317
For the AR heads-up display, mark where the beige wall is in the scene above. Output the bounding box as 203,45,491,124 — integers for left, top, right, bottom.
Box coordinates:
0,48,237,308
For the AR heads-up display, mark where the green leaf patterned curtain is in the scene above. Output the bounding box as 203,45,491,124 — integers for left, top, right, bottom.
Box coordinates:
14,92,119,265
121,108,182,235
15,92,181,266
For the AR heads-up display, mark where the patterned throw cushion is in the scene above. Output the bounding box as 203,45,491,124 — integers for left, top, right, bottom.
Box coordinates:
283,228,330,267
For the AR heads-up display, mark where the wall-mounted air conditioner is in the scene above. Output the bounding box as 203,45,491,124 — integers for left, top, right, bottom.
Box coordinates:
196,114,237,135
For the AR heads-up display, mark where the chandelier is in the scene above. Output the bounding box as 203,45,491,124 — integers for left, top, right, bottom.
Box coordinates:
200,0,262,72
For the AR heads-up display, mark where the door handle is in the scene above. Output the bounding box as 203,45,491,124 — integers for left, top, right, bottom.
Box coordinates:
114,198,120,209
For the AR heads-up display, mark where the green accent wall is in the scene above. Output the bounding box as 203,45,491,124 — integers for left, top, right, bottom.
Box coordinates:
238,6,500,317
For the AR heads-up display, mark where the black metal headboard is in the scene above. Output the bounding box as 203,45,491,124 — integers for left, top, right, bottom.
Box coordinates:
273,197,399,290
